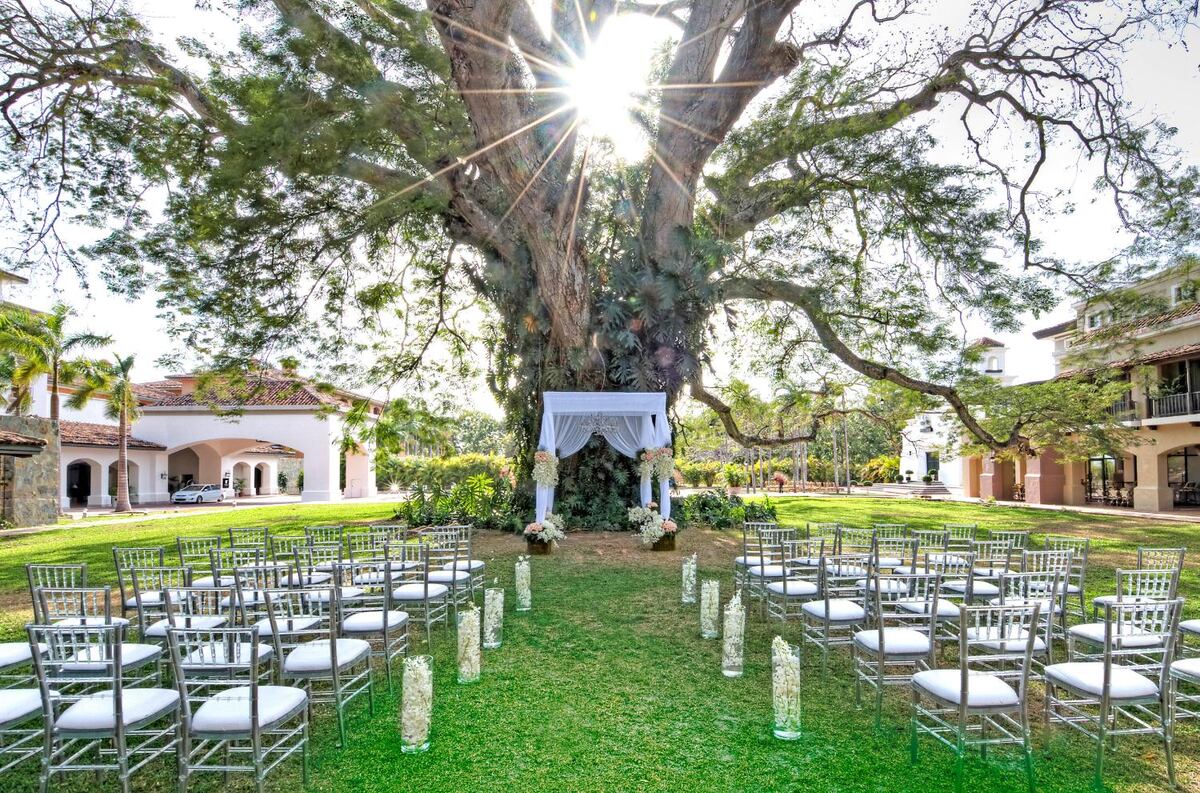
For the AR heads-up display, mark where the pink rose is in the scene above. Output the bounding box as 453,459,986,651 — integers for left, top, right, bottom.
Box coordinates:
662,520,677,532
647,501,658,510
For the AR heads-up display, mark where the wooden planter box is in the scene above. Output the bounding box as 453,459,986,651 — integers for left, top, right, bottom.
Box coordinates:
651,535,676,551
527,540,553,555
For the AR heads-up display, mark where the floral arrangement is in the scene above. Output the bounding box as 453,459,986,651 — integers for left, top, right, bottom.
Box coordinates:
401,655,433,752
515,556,532,612
532,450,559,487
457,608,481,684
700,579,720,639
638,447,675,480
771,636,803,739
681,553,697,604
524,512,565,544
483,587,504,649
721,592,745,678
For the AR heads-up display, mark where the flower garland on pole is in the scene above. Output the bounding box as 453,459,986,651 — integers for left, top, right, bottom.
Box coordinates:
532,450,559,487
638,447,674,482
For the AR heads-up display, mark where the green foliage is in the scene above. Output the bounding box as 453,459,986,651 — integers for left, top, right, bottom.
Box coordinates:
391,474,519,532
721,463,746,487
551,438,641,530
672,491,777,529
375,453,510,491
859,454,900,484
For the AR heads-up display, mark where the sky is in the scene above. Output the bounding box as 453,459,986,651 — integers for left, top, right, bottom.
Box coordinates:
5,0,1199,407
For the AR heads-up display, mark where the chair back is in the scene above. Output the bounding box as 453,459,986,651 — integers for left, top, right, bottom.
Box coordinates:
1043,535,1089,589
837,527,876,556
37,586,114,625
1020,549,1074,578
741,521,779,565
176,535,222,568
911,529,949,553
167,626,264,710
990,529,1029,551
113,546,165,603
26,564,88,620
1096,599,1181,690
346,529,391,563
818,554,873,602
807,522,841,542
162,586,235,629
872,536,917,572
871,523,909,538
228,527,270,549
210,547,265,583
304,524,343,546
780,538,825,589
969,540,1013,578
28,623,131,735
337,560,397,623
262,587,337,658
867,572,941,640
270,535,309,565
1114,568,1179,602
943,523,977,551
1137,546,1185,573
958,603,1042,701
129,566,192,635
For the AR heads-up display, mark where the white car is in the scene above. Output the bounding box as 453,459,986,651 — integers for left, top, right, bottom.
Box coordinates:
172,484,225,504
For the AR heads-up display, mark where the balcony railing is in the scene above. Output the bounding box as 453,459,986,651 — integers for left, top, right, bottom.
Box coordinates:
1106,399,1141,421
1147,390,1200,419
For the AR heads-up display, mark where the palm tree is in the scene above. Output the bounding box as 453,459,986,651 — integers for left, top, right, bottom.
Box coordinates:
0,303,111,419
67,354,141,512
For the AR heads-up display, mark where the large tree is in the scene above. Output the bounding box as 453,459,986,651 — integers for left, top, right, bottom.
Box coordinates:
0,0,1196,517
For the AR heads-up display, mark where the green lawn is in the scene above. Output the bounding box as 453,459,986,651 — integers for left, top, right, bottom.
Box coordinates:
0,496,1197,791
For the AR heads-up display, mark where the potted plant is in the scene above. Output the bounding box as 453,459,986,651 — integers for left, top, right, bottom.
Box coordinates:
772,471,788,493
723,463,746,493
233,477,249,497
523,513,564,554
921,473,933,484
928,469,939,482
629,503,679,550
904,469,914,483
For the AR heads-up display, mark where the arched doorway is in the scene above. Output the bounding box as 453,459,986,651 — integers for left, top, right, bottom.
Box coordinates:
65,459,100,507
254,462,270,496
232,461,252,496
107,460,140,504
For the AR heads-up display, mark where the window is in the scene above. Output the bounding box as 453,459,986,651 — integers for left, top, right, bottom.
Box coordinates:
986,356,1000,372
1087,312,1106,330
918,415,933,433
1173,282,1197,305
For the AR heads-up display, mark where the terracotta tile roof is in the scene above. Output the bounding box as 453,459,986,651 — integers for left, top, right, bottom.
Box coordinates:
0,429,45,448
133,380,183,400
1055,342,1200,379
1080,301,1200,342
971,337,1005,348
60,421,166,450
241,442,300,456
1033,319,1077,339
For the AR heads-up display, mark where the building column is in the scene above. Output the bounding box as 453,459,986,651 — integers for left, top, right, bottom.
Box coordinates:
89,460,112,508
343,446,376,499
300,437,342,503
962,456,981,498
1024,449,1065,505
1133,445,1173,512
979,457,1013,500
143,452,170,504
1063,459,1087,506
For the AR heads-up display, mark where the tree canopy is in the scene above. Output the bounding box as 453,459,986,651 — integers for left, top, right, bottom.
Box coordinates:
1,0,1197,487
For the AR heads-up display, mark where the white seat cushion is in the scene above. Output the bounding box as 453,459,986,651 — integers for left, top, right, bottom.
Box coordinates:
987,596,1062,614
965,626,1046,653
443,560,485,572
746,565,788,579
1029,580,1081,595
875,556,904,569
252,616,322,637
801,598,866,622
191,575,236,589
974,567,1011,578
765,580,818,597
283,639,370,675
0,642,41,670
854,578,909,594
55,688,179,732
734,555,770,567
913,669,1019,708
793,557,824,568
853,627,931,655
351,570,404,585
53,617,129,628
1091,595,1160,609
1046,662,1158,700
63,643,161,673
944,579,999,597
1067,622,1163,649
342,610,409,632
427,569,470,584
892,566,917,576
392,583,450,600
126,591,162,608
285,572,333,587
897,599,960,619
826,564,868,577
182,642,273,668
0,689,44,729
1180,619,1200,637
302,587,363,603
220,591,268,608
1170,657,1200,683
144,615,227,638
191,685,307,734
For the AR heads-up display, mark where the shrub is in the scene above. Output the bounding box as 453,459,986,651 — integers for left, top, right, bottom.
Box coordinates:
921,474,932,484
672,491,777,529
392,473,521,532
677,461,706,488
699,461,721,487
376,453,511,491
860,454,900,484
722,463,746,487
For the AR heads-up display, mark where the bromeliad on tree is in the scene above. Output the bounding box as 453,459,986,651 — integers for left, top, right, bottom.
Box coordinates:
0,0,1196,519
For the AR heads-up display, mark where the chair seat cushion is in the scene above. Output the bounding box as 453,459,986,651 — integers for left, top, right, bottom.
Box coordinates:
965,626,1046,653
892,565,917,576
285,572,332,587
826,564,868,577
734,555,770,567
854,578,909,594
793,557,824,568
252,616,322,637
1170,657,1200,683
53,617,129,629
897,599,960,619
126,591,163,608
191,575,237,589
765,580,818,597
1046,662,1158,700
0,689,44,729
1091,595,1161,609
191,685,307,735
145,615,227,638
853,627,930,655
1028,580,1081,595
182,643,273,668
974,567,1011,578
1067,622,1163,649
55,688,179,733
0,642,42,670
913,670,1019,708
944,579,999,597
342,610,409,632
351,570,405,585
63,643,161,673
284,639,371,675
987,596,1062,614
875,556,904,569
427,569,470,584
302,587,364,603
1180,619,1200,637
801,598,866,622
392,583,450,600
443,559,485,572
746,565,788,579
220,591,268,608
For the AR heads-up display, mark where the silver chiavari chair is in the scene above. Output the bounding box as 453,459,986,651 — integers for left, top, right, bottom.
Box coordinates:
391,543,450,638
1021,549,1075,637
836,527,876,557
872,523,909,538
943,523,977,555
873,536,917,575
209,547,265,600
764,538,823,622
987,570,1062,678
1070,568,1177,661
1137,546,1185,574
990,529,1029,553
801,553,872,668
735,520,778,594
176,536,224,586
337,559,409,687
28,623,181,793
1090,566,1178,620
229,527,270,549
304,524,343,547
744,526,795,607
25,564,88,622
113,546,166,619
168,626,308,792
1044,535,1090,621
129,565,192,640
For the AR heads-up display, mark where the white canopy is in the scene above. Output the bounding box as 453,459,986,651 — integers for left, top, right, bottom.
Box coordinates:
535,391,672,521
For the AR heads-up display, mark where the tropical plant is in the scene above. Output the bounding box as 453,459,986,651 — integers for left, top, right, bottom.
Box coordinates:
722,464,746,488
678,461,705,488
66,353,141,512
0,303,111,419
859,455,900,484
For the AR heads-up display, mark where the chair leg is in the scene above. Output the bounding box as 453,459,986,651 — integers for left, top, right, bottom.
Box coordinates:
953,731,966,793
1093,705,1107,792
1023,724,1036,793
301,715,310,785
909,691,919,763
1164,703,1177,790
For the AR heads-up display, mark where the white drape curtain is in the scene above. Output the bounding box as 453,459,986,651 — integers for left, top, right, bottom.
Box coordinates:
534,391,672,522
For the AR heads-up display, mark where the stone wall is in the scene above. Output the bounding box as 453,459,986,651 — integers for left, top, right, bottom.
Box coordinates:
278,455,303,495
0,415,60,527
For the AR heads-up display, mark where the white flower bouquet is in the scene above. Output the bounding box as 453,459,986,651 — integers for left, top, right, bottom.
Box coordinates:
771,636,802,740
700,579,720,639
483,587,504,648
524,512,565,545
638,447,674,480
721,592,745,678
401,655,433,752
681,553,697,604
532,450,558,487
515,555,532,611
457,608,481,684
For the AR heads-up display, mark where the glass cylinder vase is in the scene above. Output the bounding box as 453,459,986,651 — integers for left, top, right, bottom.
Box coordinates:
681,553,697,605
400,655,433,753
721,592,745,678
457,608,481,684
771,636,802,740
699,579,720,639
483,587,504,649
515,556,532,612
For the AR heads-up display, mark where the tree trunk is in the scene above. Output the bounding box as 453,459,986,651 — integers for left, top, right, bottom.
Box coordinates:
830,427,839,493
800,441,808,492
115,408,131,512
841,402,851,494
